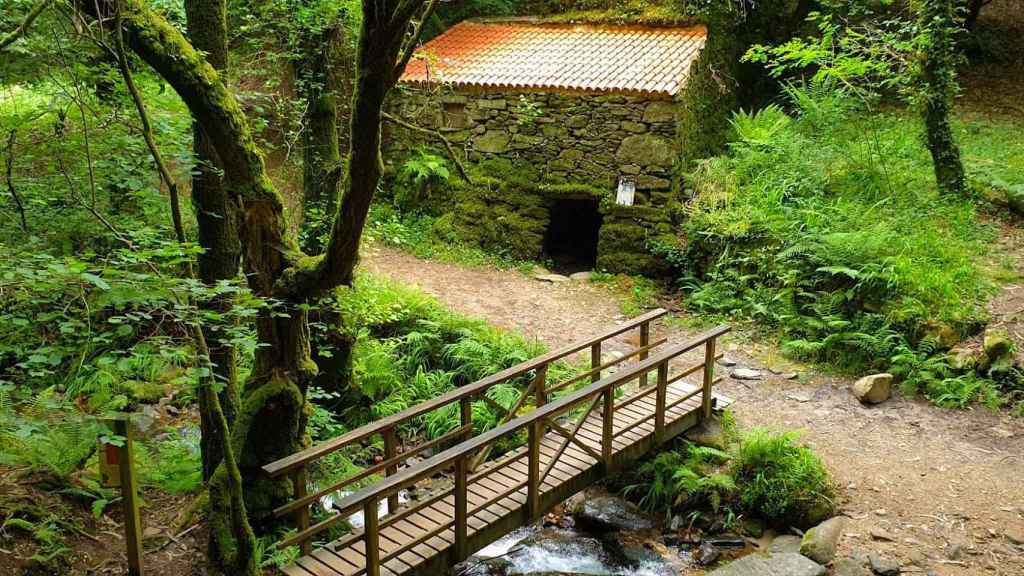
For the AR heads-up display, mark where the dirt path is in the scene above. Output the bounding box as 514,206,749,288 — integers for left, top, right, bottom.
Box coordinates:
362,245,1024,576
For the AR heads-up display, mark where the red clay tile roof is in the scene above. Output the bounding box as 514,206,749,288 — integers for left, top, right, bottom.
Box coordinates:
400,21,707,97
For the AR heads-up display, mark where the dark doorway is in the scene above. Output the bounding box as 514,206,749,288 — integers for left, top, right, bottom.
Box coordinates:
544,199,602,273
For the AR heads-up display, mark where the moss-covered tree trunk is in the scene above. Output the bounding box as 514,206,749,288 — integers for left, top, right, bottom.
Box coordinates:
183,0,242,483
296,26,345,254
83,0,438,571
918,0,968,196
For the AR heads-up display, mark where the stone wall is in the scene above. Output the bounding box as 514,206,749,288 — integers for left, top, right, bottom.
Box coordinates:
384,88,684,275
390,89,680,207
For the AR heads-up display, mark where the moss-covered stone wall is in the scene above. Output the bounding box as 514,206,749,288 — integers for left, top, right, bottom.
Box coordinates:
385,88,683,274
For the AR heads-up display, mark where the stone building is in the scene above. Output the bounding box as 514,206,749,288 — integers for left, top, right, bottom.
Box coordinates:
388,20,707,274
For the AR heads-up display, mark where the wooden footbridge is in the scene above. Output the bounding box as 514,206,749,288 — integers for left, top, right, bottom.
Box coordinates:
263,310,731,576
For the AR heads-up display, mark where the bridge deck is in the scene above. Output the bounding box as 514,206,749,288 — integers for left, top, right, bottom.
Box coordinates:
285,381,731,576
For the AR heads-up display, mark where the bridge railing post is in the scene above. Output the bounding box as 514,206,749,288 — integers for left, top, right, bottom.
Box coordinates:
454,455,468,563
702,337,716,421
383,426,399,516
655,360,668,440
590,342,601,383
527,419,541,520
638,320,650,388
602,387,613,470
292,465,311,555
365,497,380,576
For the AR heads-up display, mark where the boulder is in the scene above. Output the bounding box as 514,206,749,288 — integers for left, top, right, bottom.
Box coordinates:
983,329,1014,363
473,130,509,153
707,553,825,576
800,517,846,564
684,417,729,451
852,373,893,404
533,273,570,283
947,346,981,372
572,495,654,533
569,271,593,281
923,322,960,350
768,534,802,554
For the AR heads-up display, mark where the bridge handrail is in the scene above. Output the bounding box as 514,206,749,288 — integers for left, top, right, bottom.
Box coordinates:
275,323,729,560
262,307,668,478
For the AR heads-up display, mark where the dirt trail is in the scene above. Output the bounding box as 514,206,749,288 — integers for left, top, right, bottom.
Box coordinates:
362,244,1024,576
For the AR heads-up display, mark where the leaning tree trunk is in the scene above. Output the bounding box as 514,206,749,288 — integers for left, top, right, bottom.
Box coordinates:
184,0,242,482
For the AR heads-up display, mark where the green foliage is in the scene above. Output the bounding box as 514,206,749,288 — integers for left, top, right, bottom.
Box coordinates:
588,272,660,316
680,83,999,383
623,422,834,529
139,426,203,495
730,428,833,527
394,147,451,211
0,389,101,478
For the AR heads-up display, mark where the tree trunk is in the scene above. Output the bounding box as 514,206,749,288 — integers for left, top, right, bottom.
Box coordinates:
296,26,345,255
919,0,968,196
184,0,242,482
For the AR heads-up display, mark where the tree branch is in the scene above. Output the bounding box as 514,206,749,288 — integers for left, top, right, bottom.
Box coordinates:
394,0,440,80
3,130,29,234
383,112,471,183
0,0,52,52
112,2,186,243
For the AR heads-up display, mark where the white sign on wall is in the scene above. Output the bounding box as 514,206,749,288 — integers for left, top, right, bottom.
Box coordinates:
616,177,636,206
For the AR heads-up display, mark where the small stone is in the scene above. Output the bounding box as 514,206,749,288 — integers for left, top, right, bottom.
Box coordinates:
947,543,964,560
533,273,570,283
787,391,812,403
569,271,592,281
643,101,676,123
990,427,1015,439
871,527,897,542
852,373,893,404
719,356,738,367
868,553,900,575
698,541,720,565
783,372,799,380
1005,526,1024,545
834,557,871,576
731,368,762,380
909,550,929,567
620,120,648,133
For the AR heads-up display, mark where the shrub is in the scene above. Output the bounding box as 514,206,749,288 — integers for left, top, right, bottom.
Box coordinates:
730,428,833,527
623,421,834,529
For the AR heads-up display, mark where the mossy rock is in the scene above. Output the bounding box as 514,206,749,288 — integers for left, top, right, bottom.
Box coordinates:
127,380,172,403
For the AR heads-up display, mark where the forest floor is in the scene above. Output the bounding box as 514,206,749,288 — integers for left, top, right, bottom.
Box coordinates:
363,244,1024,576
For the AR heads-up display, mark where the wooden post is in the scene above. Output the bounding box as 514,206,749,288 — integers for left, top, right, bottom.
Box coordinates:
638,321,650,388
602,388,614,470
590,342,601,383
292,466,311,555
655,361,668,440
100,415,143,576
460,396,472,441
454,456,468,562
534,364,548,406
702,338,716,421
527,420,541,520
365,498,380,576
383,427,399,515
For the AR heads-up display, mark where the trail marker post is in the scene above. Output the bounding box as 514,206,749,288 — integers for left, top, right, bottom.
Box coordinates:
99,414,144,576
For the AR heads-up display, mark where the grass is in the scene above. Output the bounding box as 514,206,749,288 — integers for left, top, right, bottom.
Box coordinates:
588,271,660,316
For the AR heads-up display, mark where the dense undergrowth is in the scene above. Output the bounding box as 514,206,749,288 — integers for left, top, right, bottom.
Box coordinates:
662,83,1024,411
620,413,834,531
